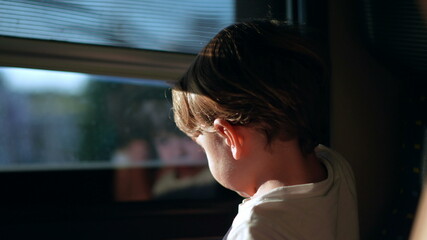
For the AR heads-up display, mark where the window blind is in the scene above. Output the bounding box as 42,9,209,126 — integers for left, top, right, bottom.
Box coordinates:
361,0,427,72
0,0,235,54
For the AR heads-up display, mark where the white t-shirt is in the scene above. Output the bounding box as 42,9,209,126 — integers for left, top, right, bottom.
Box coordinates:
224,145,359,240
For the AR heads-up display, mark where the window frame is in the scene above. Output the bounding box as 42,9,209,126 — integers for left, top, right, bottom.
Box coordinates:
0,36,195,81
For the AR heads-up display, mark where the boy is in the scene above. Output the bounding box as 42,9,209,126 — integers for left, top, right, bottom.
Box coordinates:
172,21,359,240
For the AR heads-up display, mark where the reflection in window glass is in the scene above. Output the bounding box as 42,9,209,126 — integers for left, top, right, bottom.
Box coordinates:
0,0,235,54
0,66,206,168
0,66,218,201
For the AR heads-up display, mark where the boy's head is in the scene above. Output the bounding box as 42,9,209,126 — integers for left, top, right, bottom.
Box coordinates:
172,20,327,155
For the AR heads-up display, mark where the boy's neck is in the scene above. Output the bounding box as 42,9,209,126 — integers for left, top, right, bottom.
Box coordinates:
248,141,327,198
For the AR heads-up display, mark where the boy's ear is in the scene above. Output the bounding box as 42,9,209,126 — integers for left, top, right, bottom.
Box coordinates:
213,119,243,160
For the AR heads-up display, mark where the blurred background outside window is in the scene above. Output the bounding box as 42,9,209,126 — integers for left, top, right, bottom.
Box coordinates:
0,67,221,201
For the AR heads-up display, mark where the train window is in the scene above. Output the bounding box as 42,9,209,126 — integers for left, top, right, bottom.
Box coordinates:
0,0,241,209
0,66,234,203
0,0,234,54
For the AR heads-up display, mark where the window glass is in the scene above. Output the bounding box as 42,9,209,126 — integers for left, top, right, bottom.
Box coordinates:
0,66,218,201
0,0,235,54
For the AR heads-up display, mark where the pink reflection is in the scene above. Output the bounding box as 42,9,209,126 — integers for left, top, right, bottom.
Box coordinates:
154,133,206,165
113,139,150,164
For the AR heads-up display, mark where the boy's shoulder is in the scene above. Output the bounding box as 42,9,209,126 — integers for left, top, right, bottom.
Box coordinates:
315,145,357,190
225,146,358,239
228,199,333,240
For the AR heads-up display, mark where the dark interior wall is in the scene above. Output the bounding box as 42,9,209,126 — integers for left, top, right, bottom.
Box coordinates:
328,0,401,239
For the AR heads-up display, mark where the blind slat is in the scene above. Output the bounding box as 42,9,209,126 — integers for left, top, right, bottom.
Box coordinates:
0,0,235,54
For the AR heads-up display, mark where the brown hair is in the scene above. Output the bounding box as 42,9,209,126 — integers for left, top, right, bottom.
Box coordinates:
172,20,327,155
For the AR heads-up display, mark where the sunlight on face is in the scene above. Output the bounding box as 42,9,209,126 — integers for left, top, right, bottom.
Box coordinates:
194,132,237,191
